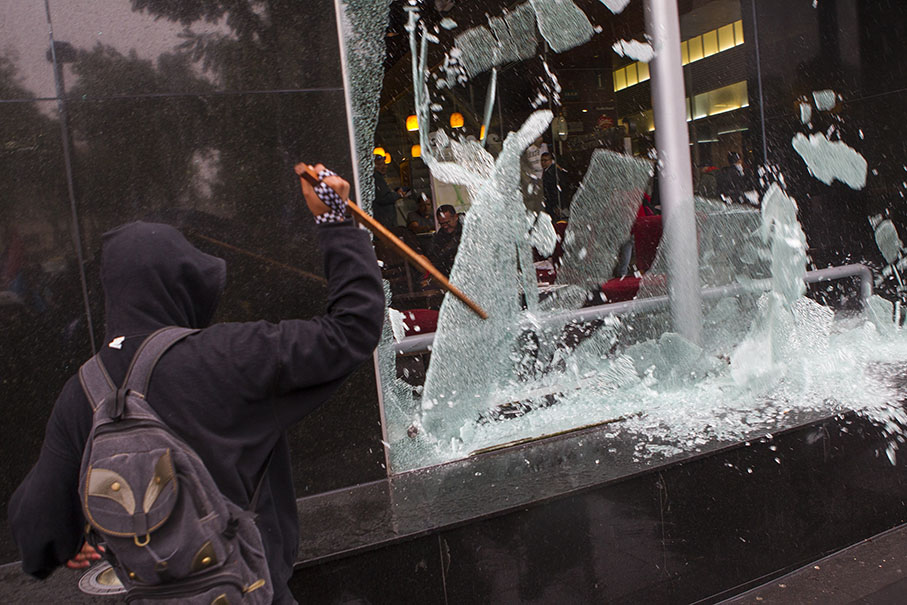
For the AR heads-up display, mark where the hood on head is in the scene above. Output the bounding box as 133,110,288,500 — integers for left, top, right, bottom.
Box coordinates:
101,221,226,338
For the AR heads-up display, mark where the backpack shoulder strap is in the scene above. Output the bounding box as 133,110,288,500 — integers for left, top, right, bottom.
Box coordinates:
78,355,117,411
123,326,200,396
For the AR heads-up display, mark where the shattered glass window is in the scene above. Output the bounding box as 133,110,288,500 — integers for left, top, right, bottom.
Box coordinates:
349,0,907,472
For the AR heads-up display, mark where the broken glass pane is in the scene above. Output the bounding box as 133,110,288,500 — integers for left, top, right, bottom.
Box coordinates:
419,111,552,443
448,3,538,82
529,0,595,53
349,0,907,473
557,150,653,289
338,0,392,214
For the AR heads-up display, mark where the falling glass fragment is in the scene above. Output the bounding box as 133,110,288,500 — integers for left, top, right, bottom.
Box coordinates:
449,3,538,80
874,219,904,265
529,0,595,53
812,89,837,111
800,102,812,125
599,0,632,13
792,132,868,190
612,39,655,62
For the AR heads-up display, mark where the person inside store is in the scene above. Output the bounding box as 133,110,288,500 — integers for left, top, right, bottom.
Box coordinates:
407,193,436,234
540,152,572,220
373,153,408,228
716,151,753,205
520,136,547,212
427,204,462,278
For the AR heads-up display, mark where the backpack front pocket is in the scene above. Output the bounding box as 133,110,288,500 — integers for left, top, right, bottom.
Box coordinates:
84,448,178,539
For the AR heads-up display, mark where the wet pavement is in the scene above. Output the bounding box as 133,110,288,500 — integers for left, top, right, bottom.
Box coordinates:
721,523,907,605
2,524,904,603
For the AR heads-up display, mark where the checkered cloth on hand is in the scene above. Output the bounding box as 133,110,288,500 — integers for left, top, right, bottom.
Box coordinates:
313,169,350,224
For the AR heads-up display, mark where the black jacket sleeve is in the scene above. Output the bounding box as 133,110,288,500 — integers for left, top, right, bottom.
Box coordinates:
206,220,384,418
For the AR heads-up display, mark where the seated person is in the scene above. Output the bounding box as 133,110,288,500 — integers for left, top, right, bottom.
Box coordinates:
427,204,462,278
407,194,436,234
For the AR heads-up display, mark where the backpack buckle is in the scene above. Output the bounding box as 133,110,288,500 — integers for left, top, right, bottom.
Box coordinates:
112,387,130,420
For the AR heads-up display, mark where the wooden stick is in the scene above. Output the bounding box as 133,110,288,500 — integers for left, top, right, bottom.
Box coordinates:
295,163,488,320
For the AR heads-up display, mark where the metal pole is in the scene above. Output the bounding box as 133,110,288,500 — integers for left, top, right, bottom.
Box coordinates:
45,2,97,354
644,0,702,344
480,68,497,147
749,0,770,164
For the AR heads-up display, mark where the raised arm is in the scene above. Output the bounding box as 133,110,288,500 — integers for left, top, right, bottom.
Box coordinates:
210,166,385,414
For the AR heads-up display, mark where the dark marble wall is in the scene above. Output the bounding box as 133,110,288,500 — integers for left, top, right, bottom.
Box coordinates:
0,0,386,564
288,413,907,603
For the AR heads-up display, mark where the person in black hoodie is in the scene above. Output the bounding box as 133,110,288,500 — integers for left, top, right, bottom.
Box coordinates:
8,166,385,604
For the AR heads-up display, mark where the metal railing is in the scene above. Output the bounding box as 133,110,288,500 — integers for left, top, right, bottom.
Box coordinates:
392,263,874,356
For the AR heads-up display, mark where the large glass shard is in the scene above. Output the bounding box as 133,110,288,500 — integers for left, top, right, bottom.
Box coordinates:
529,0,595,53
866,295,898,337
451,26,499,81
639,199,769,296
419,111,553,444
488,4,539,66
634,196,770,353
873,219,903,265
760,184,808,306
557,151,653,288
792,132,868,190
338,0,392,212
728,183,808,381
449,3,539,81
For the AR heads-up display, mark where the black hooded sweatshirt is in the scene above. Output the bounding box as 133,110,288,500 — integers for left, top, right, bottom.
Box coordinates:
8,220,384,603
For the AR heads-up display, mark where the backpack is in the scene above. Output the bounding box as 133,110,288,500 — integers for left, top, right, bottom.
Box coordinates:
77,326,274,604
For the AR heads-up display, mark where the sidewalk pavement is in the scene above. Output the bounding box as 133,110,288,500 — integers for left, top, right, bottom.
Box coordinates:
721,523,906,604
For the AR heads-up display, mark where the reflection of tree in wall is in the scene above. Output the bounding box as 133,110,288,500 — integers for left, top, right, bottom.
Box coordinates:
67,46,214,235
128,0,338,232
132,0,335,88
0,56,68,248
62,0,338,240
